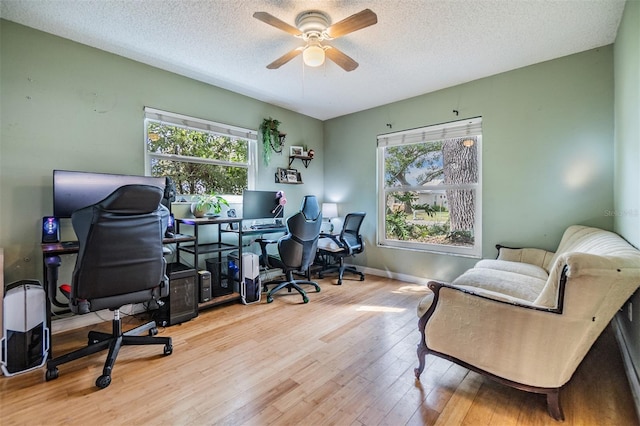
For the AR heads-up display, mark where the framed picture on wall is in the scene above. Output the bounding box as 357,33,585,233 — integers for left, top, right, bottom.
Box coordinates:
287,169,299,183
290,146,303,156
276,167,289,183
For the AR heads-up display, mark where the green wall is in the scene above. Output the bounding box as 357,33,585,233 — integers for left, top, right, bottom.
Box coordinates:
614,0,640,397
0,20,323,283
324,46,615,282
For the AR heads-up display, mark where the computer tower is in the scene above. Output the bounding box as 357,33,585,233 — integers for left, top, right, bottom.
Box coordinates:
198,270,211,303
1,280,49,376
155,263,198,327
240,253,261,305
205,257,233,297
228,252,261,305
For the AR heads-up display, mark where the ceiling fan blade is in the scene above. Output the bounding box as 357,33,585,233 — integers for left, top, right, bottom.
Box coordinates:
253,12,302,36
324,9,377,39
266,47,304,69
324,46,359,72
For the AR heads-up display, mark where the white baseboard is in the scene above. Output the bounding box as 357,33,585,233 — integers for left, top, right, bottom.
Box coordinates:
354,265,433,285
612,316,640,421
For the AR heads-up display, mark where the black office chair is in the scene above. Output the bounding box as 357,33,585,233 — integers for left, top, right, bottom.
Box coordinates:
259,195,323,303
45,184,173,389
318,212,366,285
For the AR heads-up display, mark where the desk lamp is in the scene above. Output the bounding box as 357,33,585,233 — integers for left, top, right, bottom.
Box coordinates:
321,202,338,232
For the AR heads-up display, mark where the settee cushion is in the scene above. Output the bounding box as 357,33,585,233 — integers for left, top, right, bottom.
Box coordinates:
475,259,549,280
416,264,547,317
452,267,547,302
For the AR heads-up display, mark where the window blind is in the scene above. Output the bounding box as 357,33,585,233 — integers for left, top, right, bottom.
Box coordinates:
377,117,482,147
144,107,257,141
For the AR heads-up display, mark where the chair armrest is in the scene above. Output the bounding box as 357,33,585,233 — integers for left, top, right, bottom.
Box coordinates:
317,234,345,253
495,244,555,270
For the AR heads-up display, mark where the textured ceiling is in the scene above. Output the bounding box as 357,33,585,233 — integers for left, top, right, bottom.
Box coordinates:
0,0,626,120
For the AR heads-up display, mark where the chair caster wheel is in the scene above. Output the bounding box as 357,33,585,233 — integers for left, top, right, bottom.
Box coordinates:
267,296,274,303
303,296,309,303
315,287,321,293
96,374,111,389
149,327,158,336
337,280,343,285
45,367,59,381
360,276,365,281
164,344,173,355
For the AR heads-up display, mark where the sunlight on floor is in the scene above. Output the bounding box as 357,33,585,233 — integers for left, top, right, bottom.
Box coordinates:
354,285,430,312
392,284,431,294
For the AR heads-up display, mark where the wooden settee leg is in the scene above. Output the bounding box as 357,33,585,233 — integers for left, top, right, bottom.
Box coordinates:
546,389,565,421
414,314,429,379
415,343,428,379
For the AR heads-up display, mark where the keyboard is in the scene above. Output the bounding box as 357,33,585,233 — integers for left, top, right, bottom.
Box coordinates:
250,223,284,230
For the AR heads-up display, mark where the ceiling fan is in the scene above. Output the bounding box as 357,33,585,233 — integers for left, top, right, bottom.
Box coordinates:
253,9,377,72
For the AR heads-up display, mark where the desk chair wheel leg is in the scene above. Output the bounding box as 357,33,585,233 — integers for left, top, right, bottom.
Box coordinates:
164,344,173,355
96,374,111,389
45,367,59,381
267,295,274,303
303,296,309,303
149,327,158,336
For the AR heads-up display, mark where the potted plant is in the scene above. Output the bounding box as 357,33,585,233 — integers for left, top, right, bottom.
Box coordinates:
260,117,285,165
191,193,229,218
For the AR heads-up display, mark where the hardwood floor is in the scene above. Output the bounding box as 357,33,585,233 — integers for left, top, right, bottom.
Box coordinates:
1,275,637,425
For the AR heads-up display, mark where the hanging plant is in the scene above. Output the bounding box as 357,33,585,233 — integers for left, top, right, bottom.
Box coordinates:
260,117,285,165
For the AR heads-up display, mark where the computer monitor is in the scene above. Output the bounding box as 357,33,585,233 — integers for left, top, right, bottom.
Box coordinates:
242,190,284,220
53,170,166,218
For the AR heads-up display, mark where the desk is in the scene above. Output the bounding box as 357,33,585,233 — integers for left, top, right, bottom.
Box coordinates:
40,220,287,318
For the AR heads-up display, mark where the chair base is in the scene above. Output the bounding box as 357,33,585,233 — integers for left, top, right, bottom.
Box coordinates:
45,311,172,388
263,271,321,303
319,257,365,285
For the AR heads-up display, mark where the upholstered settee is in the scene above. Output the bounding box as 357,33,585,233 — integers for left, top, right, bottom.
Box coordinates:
415,225,640,421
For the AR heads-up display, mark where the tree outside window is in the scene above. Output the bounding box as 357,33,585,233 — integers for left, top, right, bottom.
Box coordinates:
377,118,482,257
144,108,257,196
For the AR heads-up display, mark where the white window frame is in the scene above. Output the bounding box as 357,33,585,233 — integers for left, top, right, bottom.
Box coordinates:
376,117,483,258
143,107,258,197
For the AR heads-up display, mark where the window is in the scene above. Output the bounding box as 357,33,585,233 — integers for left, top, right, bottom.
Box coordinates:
144,107,257,196
377,117,482,257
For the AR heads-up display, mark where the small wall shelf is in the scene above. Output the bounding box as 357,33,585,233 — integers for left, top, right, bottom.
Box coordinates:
275,170,303,184
288,155,313,168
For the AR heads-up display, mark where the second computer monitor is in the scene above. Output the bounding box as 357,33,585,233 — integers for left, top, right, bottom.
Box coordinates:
242,190,284,220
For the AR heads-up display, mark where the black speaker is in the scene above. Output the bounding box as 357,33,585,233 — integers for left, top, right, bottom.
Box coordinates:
155,263,198,327
198,270,212,303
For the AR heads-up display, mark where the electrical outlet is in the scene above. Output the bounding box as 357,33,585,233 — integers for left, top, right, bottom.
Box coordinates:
628,302,633,322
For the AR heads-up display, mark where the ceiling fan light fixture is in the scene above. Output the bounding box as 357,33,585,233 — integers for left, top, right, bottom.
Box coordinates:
303,45,325,67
